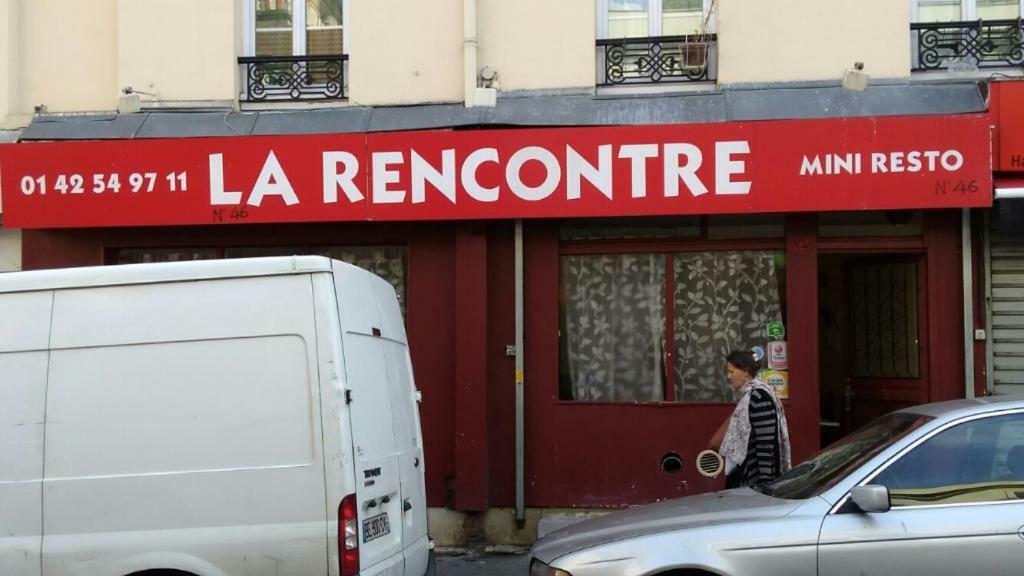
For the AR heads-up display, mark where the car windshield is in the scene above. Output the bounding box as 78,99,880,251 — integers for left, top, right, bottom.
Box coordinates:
763,412,933,500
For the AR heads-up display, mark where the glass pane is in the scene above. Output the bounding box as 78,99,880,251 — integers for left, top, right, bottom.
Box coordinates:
118,248,220,264
223,247,309,258
673,251,785,402
256,0,294,56
307,0,343,55
849,260,920,379
979,0,1020,19
559,254,666,402
818,211,923,237
876,413,1024,507
560,217,701,241
917,0,962,22
706,214,785,240
663,0,704,36
609,0,649,38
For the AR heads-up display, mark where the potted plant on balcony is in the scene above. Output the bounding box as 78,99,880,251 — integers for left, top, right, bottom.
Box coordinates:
677,0,717,72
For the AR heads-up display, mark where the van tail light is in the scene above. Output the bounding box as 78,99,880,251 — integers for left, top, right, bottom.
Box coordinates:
339,494,359,576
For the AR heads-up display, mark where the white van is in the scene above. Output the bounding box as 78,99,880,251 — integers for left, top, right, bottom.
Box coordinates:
0,257,433,576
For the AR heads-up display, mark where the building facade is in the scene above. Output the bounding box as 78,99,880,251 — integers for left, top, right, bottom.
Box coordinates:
1,0,1019,545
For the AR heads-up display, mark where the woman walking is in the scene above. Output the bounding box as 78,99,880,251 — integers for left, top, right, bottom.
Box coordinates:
708,350,792,489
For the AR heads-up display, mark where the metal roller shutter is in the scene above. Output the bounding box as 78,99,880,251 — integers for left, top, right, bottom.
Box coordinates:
989,207,1024,395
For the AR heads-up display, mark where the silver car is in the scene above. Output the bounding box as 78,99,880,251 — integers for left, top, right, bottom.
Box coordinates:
530,396,1024,576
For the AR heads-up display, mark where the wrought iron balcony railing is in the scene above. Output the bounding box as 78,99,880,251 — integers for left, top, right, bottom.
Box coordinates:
238,54,348,101
596,34,717,86
911,19,1024,71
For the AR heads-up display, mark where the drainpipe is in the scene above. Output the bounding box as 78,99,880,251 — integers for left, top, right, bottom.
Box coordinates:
963,208,976,399
514,220,525,525
463,0,477,108
984,210,994,396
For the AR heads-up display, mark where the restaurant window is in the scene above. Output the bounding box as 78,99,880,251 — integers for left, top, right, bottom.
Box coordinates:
558,219,786,403
116,245,407,317
247,0,346,56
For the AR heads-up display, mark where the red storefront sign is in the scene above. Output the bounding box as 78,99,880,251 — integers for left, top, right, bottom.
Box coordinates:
992,80,1024,172
0,114,993,228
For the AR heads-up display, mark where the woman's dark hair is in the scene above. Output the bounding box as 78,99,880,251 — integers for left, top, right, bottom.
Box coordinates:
726,349,761,377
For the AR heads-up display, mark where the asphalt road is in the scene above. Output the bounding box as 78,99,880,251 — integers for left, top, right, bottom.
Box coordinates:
436,551,530,575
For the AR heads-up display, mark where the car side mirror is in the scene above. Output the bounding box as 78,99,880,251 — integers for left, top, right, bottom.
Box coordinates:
850,485,891,513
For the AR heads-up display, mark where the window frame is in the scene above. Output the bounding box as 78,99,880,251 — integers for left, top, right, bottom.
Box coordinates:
558,233,786,405
911,0,1024,21
596,0,716,39
835,408,1024,513
242,0,349,57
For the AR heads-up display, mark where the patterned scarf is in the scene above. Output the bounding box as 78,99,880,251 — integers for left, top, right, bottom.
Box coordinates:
720,379,792,475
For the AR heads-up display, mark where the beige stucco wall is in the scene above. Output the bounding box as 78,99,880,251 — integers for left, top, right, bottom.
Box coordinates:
19,0,119,113
477,0,595,92
0,1,22,128
348,0,464,105
717,0,910,85
118,0,240,104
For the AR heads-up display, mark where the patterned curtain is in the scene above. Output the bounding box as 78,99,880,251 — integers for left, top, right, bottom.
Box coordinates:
562,254,666,402
118,248,220,264
674,251,783,402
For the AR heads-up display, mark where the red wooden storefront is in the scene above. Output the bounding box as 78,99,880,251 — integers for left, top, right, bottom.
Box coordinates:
0,113,992,511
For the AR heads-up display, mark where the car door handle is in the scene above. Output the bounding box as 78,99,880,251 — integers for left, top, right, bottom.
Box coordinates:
403,498,413,512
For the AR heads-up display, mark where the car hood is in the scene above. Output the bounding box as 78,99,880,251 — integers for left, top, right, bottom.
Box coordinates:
531,488,802,563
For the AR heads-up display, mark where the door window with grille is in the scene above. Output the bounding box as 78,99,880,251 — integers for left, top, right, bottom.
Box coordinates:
848,260,920,379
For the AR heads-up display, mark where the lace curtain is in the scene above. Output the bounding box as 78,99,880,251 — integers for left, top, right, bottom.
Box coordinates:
562,254,666,402
674,251,783,402
315,246,408,317
560,250,783,403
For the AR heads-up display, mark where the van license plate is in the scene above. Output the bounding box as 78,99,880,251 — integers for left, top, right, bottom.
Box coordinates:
362,513,391,543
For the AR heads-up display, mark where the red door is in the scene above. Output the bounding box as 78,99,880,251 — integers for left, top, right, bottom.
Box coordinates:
842,255,929,431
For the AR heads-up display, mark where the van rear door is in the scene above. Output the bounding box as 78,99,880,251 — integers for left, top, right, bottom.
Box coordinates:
370,277,430,576
333,263,405,574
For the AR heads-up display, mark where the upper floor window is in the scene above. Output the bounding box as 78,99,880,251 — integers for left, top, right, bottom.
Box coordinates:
914,0,1021,22
599,0,711,39
240,0,349,102
249,0,346,56
910,0,1023,72
595,0,718,86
